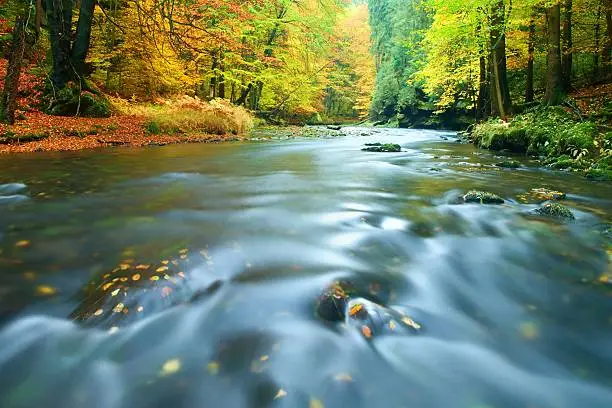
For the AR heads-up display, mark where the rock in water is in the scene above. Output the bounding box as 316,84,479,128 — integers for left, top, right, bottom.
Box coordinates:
533,202,575,220
495,160,521,169
361,143,401,153
529,188,566,201
327,125,342,131
461,190,505,204
346,298,422,339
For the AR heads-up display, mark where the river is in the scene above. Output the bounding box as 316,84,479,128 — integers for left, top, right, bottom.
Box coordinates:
0,127,610,408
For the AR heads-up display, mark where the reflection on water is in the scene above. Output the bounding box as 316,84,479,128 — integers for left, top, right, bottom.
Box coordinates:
0,128,611,408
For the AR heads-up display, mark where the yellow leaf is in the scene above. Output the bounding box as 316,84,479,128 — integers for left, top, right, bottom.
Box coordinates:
519,321,539,340
113,303,125,313
179,248,189,254
15,240,30,248
132,273,141,281
207,361,220,375
111,288,120,296
161,358,181,376
260,355,269,361
119,264,131,270
94,309,104,316
274,389,288,400
180,254,188,260
156,266,168,272
135,264,151,270
36,285,56,296
161,260,169,265
349,303,363,316
334,373,353,382
120,277,128,282
310,398,324,408
150,276,160,281
102,282,114,291
401,317,422,330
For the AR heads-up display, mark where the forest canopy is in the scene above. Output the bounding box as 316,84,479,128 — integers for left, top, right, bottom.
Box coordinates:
0,0,610,127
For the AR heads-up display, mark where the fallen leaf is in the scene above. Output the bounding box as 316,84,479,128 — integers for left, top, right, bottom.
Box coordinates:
137,306,144,312
349,303,363,316
334,373,353,382
274,389,287,400
94,309,104,316
179,248,188,254
156,266,168,272
161,286,173,297
111,288,120,296
150,276,160,281
161,358,181,376
207,361,220,375
310,398,324,408
519,321,539,340
260,355,269,361
388,320,397,330
135,264,150,270
361,325,372,338
401,316,422,330
15,240,30,248
178,272,185,278
23,271,36,281
113,303,125,313
36,285,56,296
102,282,114,291
132,273,141,281
161,260,169,265
119,264,131,270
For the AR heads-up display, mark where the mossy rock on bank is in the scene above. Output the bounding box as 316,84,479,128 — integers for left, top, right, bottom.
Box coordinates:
461,190,505,205
495,160,521,169
362,143,401,152
0,131,49,144
533,202,575,220
44,83,111,118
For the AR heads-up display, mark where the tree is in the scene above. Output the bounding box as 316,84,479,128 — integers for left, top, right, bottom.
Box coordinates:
544,2,564,105
1,16,26,124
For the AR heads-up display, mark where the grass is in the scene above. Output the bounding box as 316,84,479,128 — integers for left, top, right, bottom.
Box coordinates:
111,96,253,136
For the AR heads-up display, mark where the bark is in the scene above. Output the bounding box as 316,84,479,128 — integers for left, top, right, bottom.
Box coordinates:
594,2,602,80
489,1,512,118
1,17,27,124
477,55,489,119
605,11,612,77
218,52,225,99
561,0,572,91
544,4,564,105
35,0,43,39
526,15,536,102
235,83,253,106
71,0,97,77
45,0,74,89
209,52,218,99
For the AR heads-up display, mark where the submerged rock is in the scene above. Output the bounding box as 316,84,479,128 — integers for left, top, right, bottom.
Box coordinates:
361,143,401,153
495,160,521,169
327,125,342,131
346,298,422,340
461,190,505,204
529,188,566,201
533,202,575,220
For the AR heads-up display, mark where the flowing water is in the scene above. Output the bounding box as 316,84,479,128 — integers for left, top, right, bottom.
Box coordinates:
0,127,610,408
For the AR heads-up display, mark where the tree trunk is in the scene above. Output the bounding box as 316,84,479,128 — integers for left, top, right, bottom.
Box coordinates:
35,0,43,39
604,10,612,77
526,15,536,102
209,52,218,99
71,0,97,78
235,83,253,106
218,52,225,99
489,1,512,118
561,0,572,91
477,55,489,119
544,3,564,105
0,17,26,124
594,2,602,80
45,0,74,89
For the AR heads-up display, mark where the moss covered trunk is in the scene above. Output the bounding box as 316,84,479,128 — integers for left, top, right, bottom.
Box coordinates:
0,17,26,125
489,1,512,118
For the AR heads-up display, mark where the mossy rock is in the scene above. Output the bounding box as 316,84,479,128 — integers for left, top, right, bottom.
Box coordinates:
461,190,505,205
362,143,401,152
44,84,111,118
534,202,575,220
495,160,521,169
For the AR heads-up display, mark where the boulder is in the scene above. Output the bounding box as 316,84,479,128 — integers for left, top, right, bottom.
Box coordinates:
461,190,505,204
